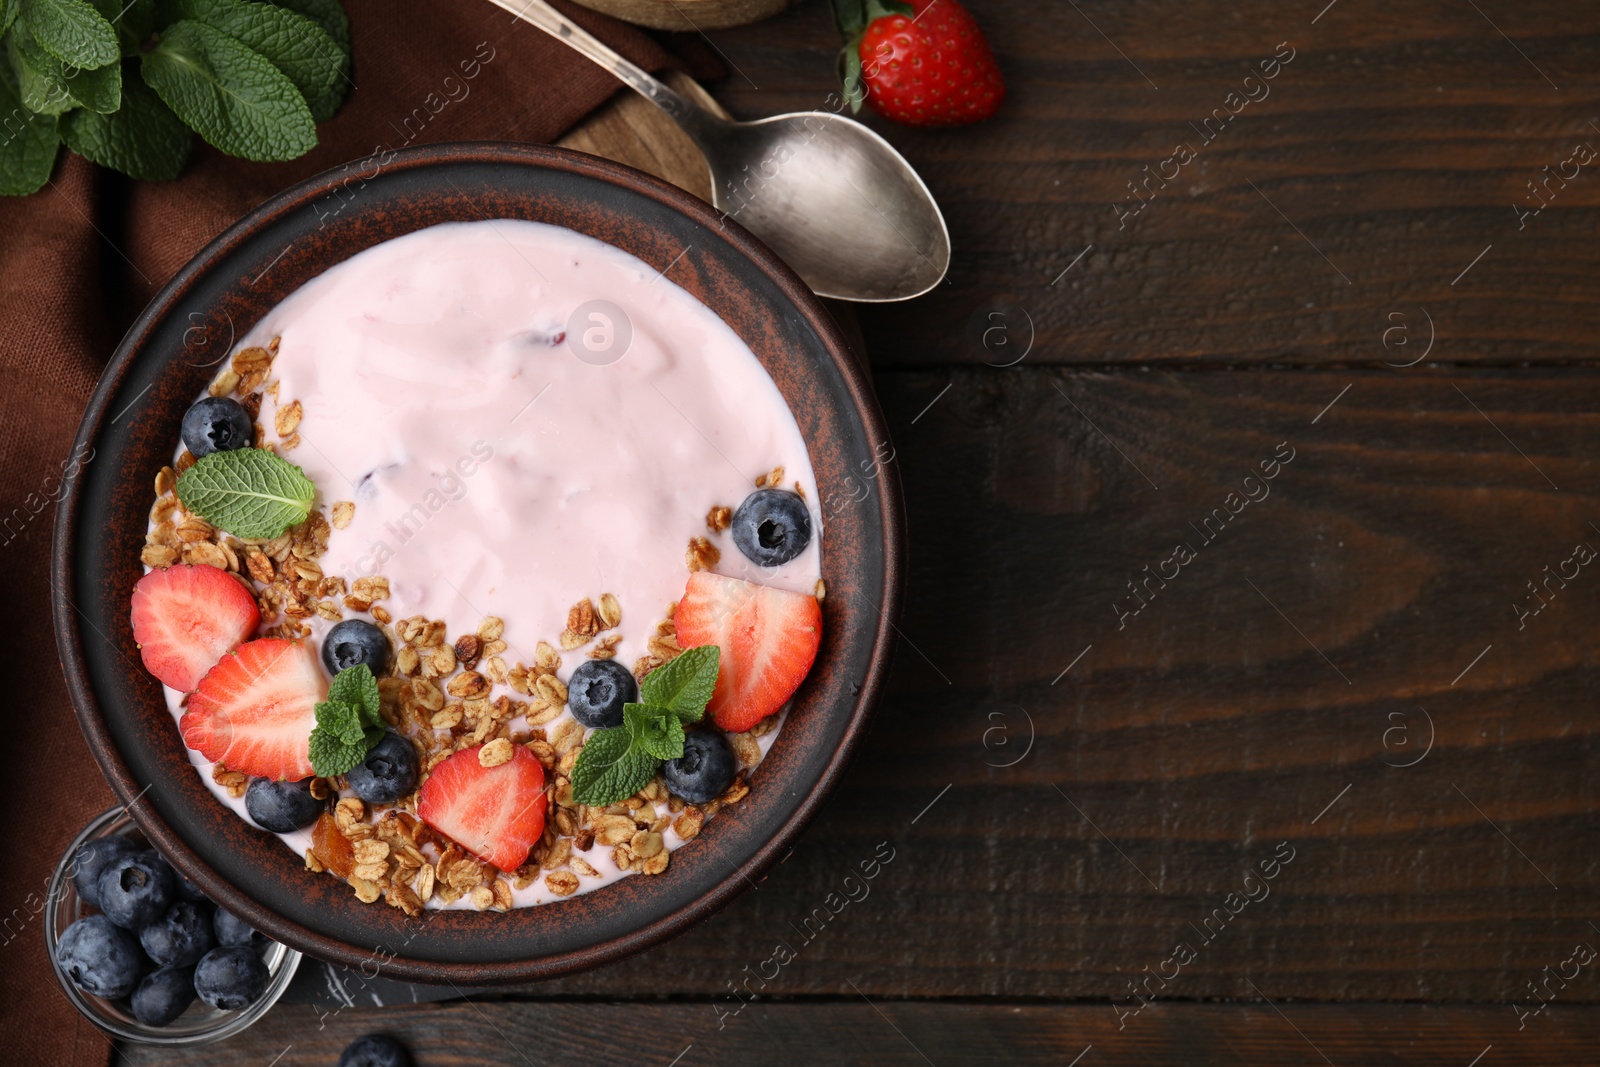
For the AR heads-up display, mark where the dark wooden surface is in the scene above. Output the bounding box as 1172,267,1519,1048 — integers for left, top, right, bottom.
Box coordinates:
121,1003,1600,1066
121,0,1600,1061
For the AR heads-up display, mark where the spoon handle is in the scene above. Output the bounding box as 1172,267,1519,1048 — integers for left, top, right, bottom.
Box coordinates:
483,0,716,135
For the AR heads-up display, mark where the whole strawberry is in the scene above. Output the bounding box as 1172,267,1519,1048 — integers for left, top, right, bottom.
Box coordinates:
833,0,1006,127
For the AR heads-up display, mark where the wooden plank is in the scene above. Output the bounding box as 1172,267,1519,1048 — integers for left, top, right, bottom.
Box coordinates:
702,1,1600,366
119,1002,1600,1065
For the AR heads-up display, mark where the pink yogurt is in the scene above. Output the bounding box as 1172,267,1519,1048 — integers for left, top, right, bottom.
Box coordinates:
160,219,822,907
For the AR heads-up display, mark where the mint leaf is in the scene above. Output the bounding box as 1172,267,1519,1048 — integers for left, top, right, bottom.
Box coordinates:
140,18,314,161
62,70,190,178
9,22,120,113
174,446,315,538
327,663,381,729
0,50,58,194
259,0,345,52
21,0,119,69
308,694,383,777
570,726,657,806
0,0,20,36
315,699,363,744
163,0,345,121
624,703,685,761
638,644,719,722
88,0,155,56
308,726,364,777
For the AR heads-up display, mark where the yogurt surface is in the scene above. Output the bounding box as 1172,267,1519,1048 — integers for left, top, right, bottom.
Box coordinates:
159,219,821,907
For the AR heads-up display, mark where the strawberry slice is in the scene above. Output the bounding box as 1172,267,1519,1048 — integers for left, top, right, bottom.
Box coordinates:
180,639,324,782
131,564,260,692
418,745,546,872
673,571,822,733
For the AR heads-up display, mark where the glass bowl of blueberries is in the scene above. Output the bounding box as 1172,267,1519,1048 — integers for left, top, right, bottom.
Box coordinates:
46,804,302,1045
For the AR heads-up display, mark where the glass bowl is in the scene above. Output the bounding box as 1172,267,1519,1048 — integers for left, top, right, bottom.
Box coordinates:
45,805,302,1046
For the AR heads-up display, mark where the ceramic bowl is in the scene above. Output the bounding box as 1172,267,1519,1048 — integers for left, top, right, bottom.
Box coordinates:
52,142,903,984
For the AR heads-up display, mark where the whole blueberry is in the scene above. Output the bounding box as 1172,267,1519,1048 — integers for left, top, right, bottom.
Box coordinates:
245,777,323,833
565,658,638,729
321,619,392,676
55,915,145,999
346,732,418,805
130,966,197,1026
662,731,737,805
69,835,140,909
194,946,268,1010
139,900,215,968
212,907,256,947
339,1033,414,1067
96,851,175,930
730,489,813,567
180,396,253,459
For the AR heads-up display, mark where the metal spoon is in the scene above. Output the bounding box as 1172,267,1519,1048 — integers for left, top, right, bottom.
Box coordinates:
486,0,951,302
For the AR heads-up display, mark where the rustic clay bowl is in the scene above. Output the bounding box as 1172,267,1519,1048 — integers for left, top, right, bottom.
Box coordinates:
52,142,903,984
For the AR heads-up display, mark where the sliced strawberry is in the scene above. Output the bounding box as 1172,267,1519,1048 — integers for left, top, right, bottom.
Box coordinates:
673,571,823,733
131,564,260,692
417,745,546,873
180,639,323,782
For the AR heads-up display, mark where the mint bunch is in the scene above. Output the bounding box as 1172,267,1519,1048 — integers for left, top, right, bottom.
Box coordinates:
570,646,721,806
175,446,315,538
0,0,351,195
308,664,384,777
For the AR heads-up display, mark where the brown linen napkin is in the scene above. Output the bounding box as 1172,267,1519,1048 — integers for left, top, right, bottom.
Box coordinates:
0,3,719,1064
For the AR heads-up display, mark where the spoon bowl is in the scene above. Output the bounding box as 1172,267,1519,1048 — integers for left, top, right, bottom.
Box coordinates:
698,111,950,301
487,0,950,301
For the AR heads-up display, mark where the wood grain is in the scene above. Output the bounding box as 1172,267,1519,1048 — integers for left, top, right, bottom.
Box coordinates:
704,0,1600,366
119,1002,1600,1065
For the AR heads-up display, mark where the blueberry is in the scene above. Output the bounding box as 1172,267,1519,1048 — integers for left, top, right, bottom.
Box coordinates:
346,731,418,805
339,1033,414,1067
730,489,812,567
180,396,253,459
172,866,208,903
245,777,323,833
139,900,215,968
565,659,637,729
662,730,737,804
212,907,256,947
69,835,140,908
321,619,392,676
96,851,175,930
194,945,268,1010
55,915,146,999
130,966,197,1026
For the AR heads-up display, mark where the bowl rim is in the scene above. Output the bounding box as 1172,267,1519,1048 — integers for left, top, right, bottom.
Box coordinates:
51,141,905,984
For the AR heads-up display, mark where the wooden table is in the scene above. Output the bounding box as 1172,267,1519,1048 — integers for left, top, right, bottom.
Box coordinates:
126,0,1600,1062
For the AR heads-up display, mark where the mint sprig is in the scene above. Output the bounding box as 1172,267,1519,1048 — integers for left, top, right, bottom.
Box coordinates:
175,446,315,539
0,0,350,195
308,664,384,778
637,644,719,721
570,646,721,806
